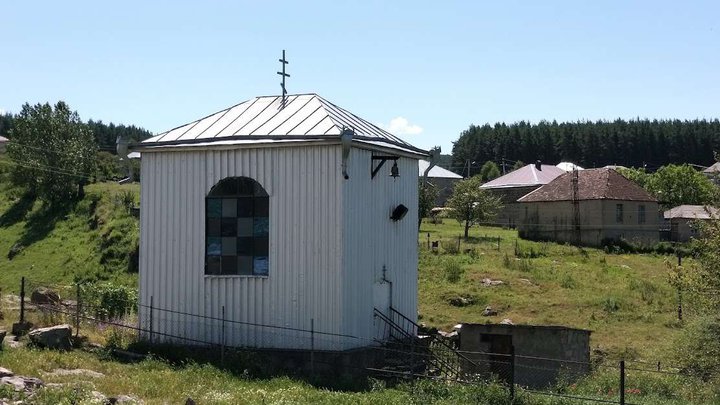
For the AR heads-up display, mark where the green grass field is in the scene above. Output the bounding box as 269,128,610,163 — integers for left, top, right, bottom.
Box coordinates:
418,220,687,362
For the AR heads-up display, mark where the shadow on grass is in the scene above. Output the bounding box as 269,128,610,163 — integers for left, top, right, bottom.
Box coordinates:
120,341,373,392
0,192,36,227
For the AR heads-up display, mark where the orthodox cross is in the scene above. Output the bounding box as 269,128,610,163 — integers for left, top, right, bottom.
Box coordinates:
277,50,290,108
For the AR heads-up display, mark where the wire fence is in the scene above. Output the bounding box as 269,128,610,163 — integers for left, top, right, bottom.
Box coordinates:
8,276,703,405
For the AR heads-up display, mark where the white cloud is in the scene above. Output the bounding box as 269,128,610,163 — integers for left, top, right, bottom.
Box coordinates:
382,116,423,135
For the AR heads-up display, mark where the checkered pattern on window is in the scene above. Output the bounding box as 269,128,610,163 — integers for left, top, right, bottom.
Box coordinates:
205,177,269,276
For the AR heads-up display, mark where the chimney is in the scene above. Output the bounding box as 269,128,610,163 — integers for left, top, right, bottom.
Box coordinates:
535,160,542,171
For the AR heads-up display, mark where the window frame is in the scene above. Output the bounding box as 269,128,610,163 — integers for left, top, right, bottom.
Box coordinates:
638,204,646,224
204,177,269,278
615,203,624,224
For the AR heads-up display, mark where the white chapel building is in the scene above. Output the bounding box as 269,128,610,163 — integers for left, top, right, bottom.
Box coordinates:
135,94,428,351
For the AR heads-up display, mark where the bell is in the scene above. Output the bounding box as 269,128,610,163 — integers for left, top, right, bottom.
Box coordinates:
390,161,400,178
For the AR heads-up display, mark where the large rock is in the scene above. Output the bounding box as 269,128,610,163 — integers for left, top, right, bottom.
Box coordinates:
482,306,498,317
28,324,72,350
0,375,43,392
30,287,60,305
0,367,13,378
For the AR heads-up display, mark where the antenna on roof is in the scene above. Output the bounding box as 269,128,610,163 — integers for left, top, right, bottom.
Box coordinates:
277,50,290,108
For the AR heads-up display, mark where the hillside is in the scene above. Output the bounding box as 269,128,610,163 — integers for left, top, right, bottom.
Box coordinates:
0,177,139,294
418,221,686,362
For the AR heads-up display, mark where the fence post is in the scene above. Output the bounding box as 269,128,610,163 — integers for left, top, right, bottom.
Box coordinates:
310,318,315,376
149,296,154,344
497,236,500,251
19,277,25,324
457,235,461,250
220,305,226,367
509,345,515,402
620,360,625,405
427,233,430,250
75,283,81,338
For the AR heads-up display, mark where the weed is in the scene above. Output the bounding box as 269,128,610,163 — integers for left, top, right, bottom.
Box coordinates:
444,258,464,283
442,238,460,254
560,273,577,289
601,296,622,313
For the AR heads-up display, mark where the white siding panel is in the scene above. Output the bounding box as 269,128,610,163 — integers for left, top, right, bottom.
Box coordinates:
342,149,419,348
139,145,345,350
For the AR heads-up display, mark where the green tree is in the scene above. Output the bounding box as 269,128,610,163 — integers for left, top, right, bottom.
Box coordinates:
617,167,652,189
418,180,439,228
7,101,96,204
479,161,501,182
645,164,717,208
446,175,502,238
512,160,525,171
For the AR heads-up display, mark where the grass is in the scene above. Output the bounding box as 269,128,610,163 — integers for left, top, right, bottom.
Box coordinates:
0,180,139,295
419,220,688,362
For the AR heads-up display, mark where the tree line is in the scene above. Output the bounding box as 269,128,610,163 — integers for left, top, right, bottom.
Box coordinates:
1,111,152,151
451,118,720,173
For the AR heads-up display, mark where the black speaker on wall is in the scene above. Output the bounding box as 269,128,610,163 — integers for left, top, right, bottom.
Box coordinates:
390,204,409,221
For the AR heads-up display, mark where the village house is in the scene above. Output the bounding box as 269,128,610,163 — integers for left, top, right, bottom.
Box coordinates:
480,161,565,228
517,168,659,247
703,162,720,185
134,93,427,351
418,160,462,206
664,205,719,242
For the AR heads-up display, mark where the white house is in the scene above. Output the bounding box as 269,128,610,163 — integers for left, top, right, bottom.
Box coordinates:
418,160,462,206
134,93,427,351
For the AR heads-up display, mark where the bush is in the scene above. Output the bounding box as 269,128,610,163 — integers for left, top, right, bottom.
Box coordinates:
444,259,464,283
81,282,137,320
601,296,622,313
674,316,720,380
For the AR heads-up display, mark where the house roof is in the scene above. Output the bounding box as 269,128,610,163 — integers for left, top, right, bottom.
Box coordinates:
703,162,720,174
480,164,565,189
664,205,719,220
556,162,584,172
518,168,657,203
137,93,427,156
418,160,463,179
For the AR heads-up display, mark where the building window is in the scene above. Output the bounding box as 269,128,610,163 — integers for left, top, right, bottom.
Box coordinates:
206,177,269,276
638,205,646,224
616,204,624,223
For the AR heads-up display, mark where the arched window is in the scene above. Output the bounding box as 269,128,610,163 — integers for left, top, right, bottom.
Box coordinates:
206,177,269,276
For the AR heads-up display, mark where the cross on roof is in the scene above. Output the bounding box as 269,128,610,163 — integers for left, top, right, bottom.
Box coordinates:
277,50,290,108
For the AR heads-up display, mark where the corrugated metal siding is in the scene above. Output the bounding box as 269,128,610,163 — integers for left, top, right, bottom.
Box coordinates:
342,149,419,347
140,145,344,350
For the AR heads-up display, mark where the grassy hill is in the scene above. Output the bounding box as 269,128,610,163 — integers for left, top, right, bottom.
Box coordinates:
0,179,139,294
419,221,686,362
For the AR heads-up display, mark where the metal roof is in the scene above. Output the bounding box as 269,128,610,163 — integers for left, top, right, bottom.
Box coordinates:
480,164,565,189
418,160,463,179
664,205,719,220
138,93,427,156
556,162,584,172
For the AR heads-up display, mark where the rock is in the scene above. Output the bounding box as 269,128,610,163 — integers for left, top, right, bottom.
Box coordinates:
500,318,514,325
185,398,197,405
30,287,60,305
448,296,474,307
0,375,43,392
90,391,107,402
0,368,13,378
4,335,24,349
11,322,32,337
481,278,504,287
44,368,104,378
28,324,72,350
452,324,462,331
518,278,534,285
482,306,498,317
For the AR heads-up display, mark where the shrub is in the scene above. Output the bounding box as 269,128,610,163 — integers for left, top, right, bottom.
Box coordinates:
560,274,577,289
674,316,720,380
628,279,658,304
444,259,464,283
601,296,622,313
81,282,138,320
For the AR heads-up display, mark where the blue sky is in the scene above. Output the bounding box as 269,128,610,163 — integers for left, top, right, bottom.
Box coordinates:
2,1,718,152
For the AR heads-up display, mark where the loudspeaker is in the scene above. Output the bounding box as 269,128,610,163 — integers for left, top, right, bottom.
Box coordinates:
390,204,409,221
